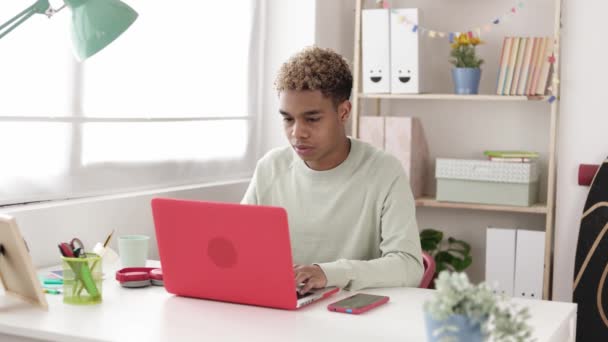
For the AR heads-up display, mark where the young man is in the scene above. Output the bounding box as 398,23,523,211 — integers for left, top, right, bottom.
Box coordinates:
242,46,423,294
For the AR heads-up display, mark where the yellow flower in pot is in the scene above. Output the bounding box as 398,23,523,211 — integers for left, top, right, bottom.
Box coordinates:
450,33,484,94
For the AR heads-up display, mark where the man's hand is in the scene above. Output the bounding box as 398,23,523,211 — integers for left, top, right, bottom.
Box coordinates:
294,264,328,294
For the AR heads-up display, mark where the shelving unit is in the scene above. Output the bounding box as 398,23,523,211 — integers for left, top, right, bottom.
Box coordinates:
415,197,548,214
351,0,562,300
358,93,550,101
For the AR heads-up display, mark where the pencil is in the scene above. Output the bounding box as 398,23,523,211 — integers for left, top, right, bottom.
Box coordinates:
102,230,114,248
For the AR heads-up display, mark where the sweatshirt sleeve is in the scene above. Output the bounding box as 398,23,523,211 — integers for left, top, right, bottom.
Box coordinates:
316,173,424,290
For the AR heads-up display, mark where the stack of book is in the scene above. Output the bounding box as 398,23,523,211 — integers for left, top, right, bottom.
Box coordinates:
496,37,555,96
484,150,539,163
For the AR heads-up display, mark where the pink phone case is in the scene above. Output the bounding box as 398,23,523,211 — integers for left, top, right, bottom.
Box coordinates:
327,294,389,314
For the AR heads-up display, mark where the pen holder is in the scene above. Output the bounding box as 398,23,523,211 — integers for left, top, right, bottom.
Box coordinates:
61,253,103,305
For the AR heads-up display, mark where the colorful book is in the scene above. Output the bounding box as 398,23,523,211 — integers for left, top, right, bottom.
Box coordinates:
503,37,521,95
517,37,535,95
489,157,534,163
496,37,512,95
484,150,540,159
511,37,528,95
536,38,555,95
529,37,547,95
526,37,541,95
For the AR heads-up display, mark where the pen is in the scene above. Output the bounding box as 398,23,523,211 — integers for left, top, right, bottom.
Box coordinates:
43,278,63,285
102,230,114,248
43,288,62,295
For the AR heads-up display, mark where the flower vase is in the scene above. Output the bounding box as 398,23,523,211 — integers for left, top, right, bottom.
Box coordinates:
424,312,484,342
451,68,481,94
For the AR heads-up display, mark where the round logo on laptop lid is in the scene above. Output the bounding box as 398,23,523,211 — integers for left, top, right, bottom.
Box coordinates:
208,237,238,268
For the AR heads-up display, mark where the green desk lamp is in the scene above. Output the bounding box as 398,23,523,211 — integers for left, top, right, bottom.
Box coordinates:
0,0,138,61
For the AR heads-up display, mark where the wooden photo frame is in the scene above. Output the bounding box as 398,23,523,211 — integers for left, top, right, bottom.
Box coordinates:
0,214,47,309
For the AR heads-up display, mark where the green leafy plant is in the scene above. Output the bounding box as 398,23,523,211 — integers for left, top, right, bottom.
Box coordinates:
450,33,484,68
424,271,533,342
420,228,472,276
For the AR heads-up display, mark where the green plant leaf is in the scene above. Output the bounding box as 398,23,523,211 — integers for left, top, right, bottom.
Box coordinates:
421,239,438,252
434,251,455,274
421,229,473,277
420,229,443,254
451,255,473,271
420,229,443,242
435,251,454,265
447,237,471,255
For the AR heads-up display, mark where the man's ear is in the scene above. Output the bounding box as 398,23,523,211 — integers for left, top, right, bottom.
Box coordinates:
338,100,352,123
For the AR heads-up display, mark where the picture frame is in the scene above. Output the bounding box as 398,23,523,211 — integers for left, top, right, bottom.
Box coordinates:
0,214,47,309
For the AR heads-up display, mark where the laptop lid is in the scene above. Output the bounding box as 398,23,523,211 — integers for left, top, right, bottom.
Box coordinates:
152,198,299,310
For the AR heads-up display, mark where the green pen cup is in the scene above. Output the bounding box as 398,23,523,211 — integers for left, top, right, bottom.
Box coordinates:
61,253,103,305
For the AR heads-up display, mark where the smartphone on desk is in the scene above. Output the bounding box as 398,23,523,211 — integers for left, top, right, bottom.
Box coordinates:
327,293,389,314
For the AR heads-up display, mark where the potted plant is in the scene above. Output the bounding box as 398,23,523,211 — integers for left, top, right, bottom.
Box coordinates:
450,33,484,94
420,228,472,284
424,271,533,342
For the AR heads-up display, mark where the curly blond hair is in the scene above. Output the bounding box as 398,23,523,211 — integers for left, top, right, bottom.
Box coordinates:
275,46,353,106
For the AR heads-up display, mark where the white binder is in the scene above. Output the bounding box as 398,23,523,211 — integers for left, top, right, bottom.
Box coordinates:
362,9,391,93
485,227,516,296
514,229,545,299
389,8,420,93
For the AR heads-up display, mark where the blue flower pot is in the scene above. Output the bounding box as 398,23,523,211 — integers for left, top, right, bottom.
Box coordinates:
425,312,484,342
452,68,481,94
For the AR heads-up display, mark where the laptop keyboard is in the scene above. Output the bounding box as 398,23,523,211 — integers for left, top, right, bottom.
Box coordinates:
296,291,313,299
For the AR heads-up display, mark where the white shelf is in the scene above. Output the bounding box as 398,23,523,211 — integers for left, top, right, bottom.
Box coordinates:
358,93,551,101
415,197,548,214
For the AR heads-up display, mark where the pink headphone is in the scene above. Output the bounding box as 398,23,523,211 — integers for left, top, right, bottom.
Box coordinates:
116,267,163,288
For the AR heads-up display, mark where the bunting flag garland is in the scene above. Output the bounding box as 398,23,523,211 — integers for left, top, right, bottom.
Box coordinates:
376,0,528,41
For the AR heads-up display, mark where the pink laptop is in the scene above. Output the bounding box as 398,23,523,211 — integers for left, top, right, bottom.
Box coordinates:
151,198,339,310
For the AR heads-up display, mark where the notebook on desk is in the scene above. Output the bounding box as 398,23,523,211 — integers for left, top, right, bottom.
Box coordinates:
151,198,339,310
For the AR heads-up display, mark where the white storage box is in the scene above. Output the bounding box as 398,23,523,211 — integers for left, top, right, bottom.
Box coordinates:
435,159,540,206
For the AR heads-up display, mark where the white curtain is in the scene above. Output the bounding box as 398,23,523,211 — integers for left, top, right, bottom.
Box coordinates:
0,0,262,206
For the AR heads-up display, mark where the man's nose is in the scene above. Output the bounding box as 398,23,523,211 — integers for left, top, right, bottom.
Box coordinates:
292,121,308,139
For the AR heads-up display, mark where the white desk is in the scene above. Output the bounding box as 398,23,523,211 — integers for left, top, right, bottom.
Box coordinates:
0,261,576,342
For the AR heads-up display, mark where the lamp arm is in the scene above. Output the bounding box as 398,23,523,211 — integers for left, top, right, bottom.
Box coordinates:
0,0,51,40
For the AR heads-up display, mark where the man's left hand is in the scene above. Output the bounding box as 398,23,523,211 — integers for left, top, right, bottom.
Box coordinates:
294,264,328,294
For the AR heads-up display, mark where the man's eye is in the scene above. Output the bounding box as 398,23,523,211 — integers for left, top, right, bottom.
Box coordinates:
283,117,293,122
307,118,320,122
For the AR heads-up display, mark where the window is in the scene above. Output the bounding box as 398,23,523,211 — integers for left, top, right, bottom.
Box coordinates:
0,0,261,206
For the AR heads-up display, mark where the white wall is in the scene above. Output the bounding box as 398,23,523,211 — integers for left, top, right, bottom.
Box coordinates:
315,0,355,61
552,0,608,302
260,0,316,152
1,181,248,268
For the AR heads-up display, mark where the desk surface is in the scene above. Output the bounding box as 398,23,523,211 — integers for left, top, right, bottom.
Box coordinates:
0,261,576,342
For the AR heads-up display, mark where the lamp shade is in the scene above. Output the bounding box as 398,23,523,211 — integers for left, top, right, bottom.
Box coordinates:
64,0,138,61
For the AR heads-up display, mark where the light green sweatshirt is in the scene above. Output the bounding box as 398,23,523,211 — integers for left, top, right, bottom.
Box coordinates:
241,138,423,290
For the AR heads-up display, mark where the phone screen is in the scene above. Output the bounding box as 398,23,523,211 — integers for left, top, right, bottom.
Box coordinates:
331,294,386,309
